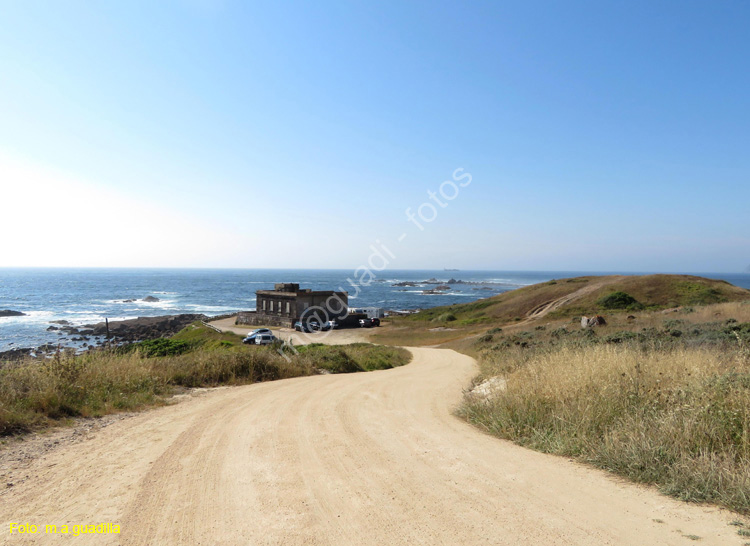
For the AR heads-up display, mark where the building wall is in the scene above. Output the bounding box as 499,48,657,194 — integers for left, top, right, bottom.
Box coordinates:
235,311,295,328
242,288,349,327
257,294,296,319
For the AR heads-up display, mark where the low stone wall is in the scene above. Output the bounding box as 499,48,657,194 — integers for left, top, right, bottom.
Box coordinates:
235,312,294,328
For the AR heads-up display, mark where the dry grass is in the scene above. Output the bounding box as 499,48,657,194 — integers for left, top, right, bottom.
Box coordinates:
0,325,412,436
0,346,311,435
462,338,750,513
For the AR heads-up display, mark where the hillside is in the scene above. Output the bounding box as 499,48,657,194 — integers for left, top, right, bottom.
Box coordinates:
373,274,750,347
406,274,750,324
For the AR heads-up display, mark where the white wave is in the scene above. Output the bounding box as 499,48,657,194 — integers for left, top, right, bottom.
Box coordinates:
66,314,139,325
0,310,54,325
135,299,180,310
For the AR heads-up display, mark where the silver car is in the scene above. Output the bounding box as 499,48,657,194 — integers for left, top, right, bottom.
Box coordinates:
255,334,278,345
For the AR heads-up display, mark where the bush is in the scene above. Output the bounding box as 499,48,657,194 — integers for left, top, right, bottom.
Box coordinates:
603,331,639,344
298,346,363,374
298,343,411,373
597,291,644,310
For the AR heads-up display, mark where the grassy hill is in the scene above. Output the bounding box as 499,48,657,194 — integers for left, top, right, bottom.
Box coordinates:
374,274,750,347
406,274,750,324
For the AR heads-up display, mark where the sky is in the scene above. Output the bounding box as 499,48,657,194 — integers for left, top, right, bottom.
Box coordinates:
1,1,748,272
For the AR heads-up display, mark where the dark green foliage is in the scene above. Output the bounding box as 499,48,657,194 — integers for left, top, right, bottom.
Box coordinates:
597,291,644,310
603,331,639,344
136,338,191,357
297,345,363,374
297,343,411,373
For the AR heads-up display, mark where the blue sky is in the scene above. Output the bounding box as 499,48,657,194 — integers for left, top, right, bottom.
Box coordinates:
1,1,748,272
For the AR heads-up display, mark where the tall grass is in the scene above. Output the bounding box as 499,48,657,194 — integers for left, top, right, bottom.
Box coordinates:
0,338,411,436
0,347,310,435
296,343,411,373
462,339,750,513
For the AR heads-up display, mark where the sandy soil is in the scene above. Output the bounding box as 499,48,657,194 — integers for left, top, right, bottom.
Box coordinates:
208,316,377,345
0,346,743,545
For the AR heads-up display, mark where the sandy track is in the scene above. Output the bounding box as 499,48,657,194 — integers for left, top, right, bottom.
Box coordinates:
208,316,376,346
522,277,625,324
0,348,742,545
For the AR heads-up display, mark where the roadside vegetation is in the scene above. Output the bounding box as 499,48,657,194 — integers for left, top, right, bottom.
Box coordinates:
296,343,411,374
461,301,750,514
0,323,411,436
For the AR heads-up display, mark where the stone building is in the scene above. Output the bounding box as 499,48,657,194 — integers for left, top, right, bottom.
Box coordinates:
236,283,349,328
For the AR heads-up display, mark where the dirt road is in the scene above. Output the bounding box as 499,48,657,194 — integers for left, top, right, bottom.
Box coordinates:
208,316,376,345
0,348,742,545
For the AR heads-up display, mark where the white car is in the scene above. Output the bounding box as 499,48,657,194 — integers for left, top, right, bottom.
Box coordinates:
255,334,278,345
322,320,338,330
243,328,273,344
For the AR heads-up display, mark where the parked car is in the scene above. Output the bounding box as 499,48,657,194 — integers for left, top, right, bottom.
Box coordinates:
320,320,338,331
370,317,380,327
243,328,273,344
359,318,373,328
255,334,278,345
294,321,315,333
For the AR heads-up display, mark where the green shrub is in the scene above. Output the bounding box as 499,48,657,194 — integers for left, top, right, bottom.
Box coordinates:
597,291,644,310
298,345,363,374
136,338,192,357
603,331,639,344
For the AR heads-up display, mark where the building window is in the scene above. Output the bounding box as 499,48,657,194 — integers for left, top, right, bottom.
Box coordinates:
286,302,290,314
262,299,266,311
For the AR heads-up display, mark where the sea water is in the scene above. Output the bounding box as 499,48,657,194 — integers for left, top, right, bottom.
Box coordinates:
1,268,748,352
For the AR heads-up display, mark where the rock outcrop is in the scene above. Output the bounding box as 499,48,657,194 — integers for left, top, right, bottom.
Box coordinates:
581,315,607,328
0,310,26,317
83,314,207,342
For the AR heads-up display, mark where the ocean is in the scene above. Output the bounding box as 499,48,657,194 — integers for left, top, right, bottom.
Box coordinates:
1,268,749,352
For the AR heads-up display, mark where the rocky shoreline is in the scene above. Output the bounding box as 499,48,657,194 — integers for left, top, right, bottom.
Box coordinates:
0,314,211,361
